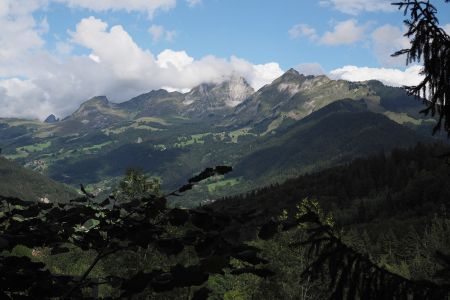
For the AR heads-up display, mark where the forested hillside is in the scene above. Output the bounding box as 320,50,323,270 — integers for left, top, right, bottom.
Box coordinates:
213,143,450,237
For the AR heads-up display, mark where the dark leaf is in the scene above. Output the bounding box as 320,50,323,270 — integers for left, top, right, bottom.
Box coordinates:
214,166,233,175
121,271,153,296
191,287,210,300
188,168,215,183
168,208,190,226
200,256,229,274
233,249,267,265
191,211,214,231
178,183,193,193
51,246,71,255
258,219,279,240
99,198,110,206
156,239,184,256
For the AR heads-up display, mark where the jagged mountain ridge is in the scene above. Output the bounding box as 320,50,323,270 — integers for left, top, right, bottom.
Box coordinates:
0,68,437,206
58,68,425,134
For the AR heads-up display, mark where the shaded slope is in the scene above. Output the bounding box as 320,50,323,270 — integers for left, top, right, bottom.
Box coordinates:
0,156,78,202
234,99,429,182
211,143,450,236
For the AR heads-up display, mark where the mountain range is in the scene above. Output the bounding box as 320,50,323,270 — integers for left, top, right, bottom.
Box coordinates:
0,68,441,206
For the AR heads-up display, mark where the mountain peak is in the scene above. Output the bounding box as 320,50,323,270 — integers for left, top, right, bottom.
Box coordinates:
274,68,307,85
285,68,300,76
70,95,120,122
44,114,59,123
85,96,109,106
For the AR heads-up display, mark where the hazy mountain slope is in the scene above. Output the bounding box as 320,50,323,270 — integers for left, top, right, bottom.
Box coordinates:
0,156,78,202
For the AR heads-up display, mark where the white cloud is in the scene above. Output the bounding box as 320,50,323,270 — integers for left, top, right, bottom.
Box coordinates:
290,19,367,46
71,17,156,80
0,0,47,61
320,19,366,45
295,63,325,76
329,65,423,87
443,24,450,35
186,0,201,7
371,24,410,66
55,41,73,55
0,15,284,120
55,0,176,17
289,24,318,40
148,24,176,42
0,78,53,119
320,0,395,15
249,62,284,90
157,49,194,70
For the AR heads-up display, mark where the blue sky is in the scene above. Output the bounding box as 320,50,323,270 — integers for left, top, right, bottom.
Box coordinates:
1,0,449,119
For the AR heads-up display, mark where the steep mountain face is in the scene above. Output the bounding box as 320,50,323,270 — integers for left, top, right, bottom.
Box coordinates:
183,76,254,118
0,156,78,202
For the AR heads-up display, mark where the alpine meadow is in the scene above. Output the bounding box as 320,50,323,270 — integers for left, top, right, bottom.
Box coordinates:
1,0,450,299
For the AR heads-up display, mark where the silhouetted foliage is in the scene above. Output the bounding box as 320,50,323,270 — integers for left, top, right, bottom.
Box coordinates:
392,0,450,134
0,166,277,299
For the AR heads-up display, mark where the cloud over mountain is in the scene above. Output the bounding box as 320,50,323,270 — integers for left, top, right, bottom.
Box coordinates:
329,65,423,87
0,12,283,120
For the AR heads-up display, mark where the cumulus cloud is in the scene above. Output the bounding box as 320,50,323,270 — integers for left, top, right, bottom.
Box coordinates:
371,24,410,66
0,14,284,120
157,49,194,70
248,62,285,90
0,0,48,61
329,65,423,87
295,63,325,76
320,0,395,15
320,19,367,45
288,24,318,40
290,19,367,46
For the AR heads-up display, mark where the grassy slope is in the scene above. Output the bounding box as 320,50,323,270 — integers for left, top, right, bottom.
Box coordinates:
0,156,78,202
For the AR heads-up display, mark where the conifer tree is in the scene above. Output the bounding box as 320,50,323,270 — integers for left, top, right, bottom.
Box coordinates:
392,0,450,134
